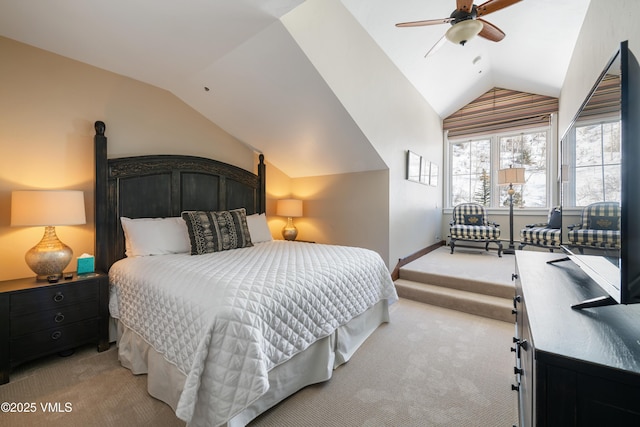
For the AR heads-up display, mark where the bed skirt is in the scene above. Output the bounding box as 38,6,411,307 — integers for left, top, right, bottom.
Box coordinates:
112,299,390,427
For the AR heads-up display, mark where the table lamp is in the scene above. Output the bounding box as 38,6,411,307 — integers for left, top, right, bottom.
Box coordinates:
276,199,302,241
11,190,86,280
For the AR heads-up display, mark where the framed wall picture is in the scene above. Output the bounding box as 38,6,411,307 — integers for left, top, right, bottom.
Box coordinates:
429,162,439,187
406,150,421,182
420,157,429,184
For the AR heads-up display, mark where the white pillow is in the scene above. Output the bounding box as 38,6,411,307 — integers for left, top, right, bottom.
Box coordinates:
120,217,191,257
246,213,273,243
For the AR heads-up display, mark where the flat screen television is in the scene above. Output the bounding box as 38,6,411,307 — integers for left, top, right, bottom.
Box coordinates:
558,40,640,309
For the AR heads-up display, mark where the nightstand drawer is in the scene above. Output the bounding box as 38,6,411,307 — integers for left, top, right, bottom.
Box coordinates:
10,281,98,314
11,301,98,336
1,273,109,384
10,319,99,364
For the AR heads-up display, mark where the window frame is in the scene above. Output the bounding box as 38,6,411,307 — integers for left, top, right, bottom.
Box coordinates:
562,116,621,208
445,122,557,212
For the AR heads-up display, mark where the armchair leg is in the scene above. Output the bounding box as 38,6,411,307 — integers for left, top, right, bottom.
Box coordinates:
518,243,526,250
496,241,503,257
450,239,456,254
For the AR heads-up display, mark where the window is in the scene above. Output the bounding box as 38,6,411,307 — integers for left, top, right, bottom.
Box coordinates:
448,129,549,208
563,119,621,207
450,139,491,206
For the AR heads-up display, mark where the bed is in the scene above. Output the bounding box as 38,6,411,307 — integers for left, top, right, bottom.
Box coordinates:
93,121,398,427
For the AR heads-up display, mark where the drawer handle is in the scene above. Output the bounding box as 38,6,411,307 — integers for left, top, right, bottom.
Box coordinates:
51,330,62,340
53,292,64,303
54,313,65,323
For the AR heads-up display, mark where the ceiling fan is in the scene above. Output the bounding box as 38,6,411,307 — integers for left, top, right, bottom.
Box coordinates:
396,0,522,57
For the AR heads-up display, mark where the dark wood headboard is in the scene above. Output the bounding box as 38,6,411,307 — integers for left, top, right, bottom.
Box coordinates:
93,121,266,273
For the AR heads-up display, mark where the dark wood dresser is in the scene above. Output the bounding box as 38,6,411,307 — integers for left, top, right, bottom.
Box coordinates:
0,272,109,384
512,251,640,426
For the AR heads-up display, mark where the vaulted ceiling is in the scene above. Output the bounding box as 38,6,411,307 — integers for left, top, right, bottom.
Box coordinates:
0,0,590,177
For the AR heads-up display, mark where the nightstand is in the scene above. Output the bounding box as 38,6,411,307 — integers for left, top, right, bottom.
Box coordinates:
0,272,109,384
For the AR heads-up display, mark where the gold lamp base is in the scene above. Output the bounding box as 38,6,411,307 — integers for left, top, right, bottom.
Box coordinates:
25,226,73,281
282,217,298,241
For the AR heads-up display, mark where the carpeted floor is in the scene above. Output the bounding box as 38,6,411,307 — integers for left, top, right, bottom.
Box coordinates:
0,341,183,427
403,245,517,287
0,299,517,427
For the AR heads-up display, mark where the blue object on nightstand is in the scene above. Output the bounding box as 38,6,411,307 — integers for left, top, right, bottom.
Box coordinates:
77,255,95,274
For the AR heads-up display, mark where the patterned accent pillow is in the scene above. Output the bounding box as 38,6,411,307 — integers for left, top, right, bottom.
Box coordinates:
463,214,483,225
181,208,253,255
589,215,618,231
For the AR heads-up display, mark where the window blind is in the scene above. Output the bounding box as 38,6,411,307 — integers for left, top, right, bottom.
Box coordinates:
444,88,559,139
578,73,621,121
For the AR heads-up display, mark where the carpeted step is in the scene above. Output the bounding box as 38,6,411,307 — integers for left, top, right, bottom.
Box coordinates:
394,279,515,323
399,269,514,299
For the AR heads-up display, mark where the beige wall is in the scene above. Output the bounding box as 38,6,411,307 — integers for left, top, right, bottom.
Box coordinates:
0,37,255,280
0,37,397,280
290,170,389,261
263,159,389,260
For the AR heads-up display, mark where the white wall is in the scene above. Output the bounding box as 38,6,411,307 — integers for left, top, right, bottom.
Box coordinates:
282,0,444,267
560,0,640,135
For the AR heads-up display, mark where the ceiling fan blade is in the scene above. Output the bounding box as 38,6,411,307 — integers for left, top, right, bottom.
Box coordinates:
425,35,448,58
477,18,506,42
476,0,522,17
456,0,474,13
396,17,453,28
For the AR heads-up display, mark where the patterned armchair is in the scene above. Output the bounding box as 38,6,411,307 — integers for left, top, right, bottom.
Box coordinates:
519,206,562,251
567,201,621,253
449,203,502,257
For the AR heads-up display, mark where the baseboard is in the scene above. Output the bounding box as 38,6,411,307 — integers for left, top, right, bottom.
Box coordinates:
391,241,446,281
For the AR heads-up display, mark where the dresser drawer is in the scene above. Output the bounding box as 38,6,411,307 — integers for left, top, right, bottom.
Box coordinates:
10,300,98,337
10,281,98,314
10,319,99,364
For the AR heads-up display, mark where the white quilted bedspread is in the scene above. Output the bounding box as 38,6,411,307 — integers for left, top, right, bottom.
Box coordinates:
109,241,397,426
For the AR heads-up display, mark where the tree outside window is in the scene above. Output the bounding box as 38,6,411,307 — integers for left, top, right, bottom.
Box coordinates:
450,139,491,206
499,132,547,208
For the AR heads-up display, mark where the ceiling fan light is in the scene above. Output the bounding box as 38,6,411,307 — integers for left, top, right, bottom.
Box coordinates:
445,19,483,46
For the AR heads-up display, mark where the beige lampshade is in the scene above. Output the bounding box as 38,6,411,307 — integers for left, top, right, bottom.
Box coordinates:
497,167,526,186
11,190,86,226
276,199,303,218
445,19,483,45
11,190,86,280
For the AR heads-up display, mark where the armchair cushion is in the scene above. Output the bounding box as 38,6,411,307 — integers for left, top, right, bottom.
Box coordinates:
589,215,618,230
568,229,620,247
520,227,562,248
463,214,483,225
450,224,501,240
